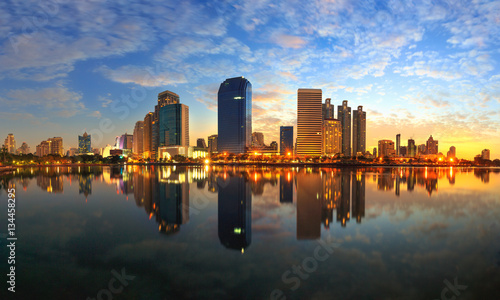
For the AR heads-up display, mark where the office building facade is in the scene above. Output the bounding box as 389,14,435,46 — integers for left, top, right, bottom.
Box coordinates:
338,100,351,156
297,89,322,156
159,104,189,147
396,134,401,157
133,121,144,156
322,98,334,120
323,118,341,156
408,139,416,158
143,112,153,158
352,105,366,156
4,133,16,154
217,77,252,154
279,126,293,155
426,135,438,155
208,134,218,154
378,140,395,157
78,132,91,154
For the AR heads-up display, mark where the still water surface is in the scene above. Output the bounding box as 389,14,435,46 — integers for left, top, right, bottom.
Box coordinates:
1,166,499,299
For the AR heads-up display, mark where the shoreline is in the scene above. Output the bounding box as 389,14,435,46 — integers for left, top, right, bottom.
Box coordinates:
2,162,498,169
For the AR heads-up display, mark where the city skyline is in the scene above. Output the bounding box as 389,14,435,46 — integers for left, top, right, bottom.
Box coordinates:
1,1,499,160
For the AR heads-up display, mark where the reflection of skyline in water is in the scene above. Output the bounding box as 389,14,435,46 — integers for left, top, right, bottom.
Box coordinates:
3,166,500,299
3,166,499,245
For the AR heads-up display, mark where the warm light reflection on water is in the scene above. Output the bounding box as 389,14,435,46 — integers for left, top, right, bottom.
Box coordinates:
1,166,499,299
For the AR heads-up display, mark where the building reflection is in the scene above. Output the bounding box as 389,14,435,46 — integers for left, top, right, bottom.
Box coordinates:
218,172,252,252
295,169,366,236
280,170,294,204
378,168,442,196
474,169,490,183
296,169,321,239
352,172,365,223
78,174,92,198
37,173,63,193
337,171,351,227
156,169,189,235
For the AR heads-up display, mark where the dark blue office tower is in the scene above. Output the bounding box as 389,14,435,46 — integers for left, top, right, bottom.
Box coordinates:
217,77,252,154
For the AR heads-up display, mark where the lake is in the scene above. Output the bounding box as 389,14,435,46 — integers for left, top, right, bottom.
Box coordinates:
1,166,499,299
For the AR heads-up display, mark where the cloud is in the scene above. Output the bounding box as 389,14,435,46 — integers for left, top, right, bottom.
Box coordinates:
270,33,307,49
2,85,85,117
97,95,113,108
88,111,101,118
193,83,220,111
96,65,187,87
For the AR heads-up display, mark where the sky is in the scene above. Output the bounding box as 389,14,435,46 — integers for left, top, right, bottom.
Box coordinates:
0,0,499,160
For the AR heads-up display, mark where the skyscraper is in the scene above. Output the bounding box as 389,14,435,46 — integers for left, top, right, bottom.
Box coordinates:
48,137,63,156
279,126,293,155
143,112,153,158
297,89,322,156
78,132,91,154
323,118,341,156
378,140,395,157
197,138,207,149
352,105,366,156
396,134,401,157
17,142,30,155
408,139,416,158
153,91,181,159
133,121,144,156
322,98,334,120
217,77,252,154
481,149,490,160
36,140,50,157
119,134,133,150
208,134,218,154
159,104,189,147
4,133,16,154
338,100,351,156
158,90,180,106
447,146,456,159
251,132,264,148
426,135,438,154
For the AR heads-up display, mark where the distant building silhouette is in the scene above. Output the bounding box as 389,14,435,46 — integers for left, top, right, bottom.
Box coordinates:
352,106,366,156
280,126,293,155
338,100,352,156
208,134,218,154
78,132,91,154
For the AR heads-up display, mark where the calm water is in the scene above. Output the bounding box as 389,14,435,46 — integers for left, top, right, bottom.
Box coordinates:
1,166,499,300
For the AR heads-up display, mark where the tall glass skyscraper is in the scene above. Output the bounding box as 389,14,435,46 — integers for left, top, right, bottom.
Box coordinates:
217,77,252,154
159,104,189,147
